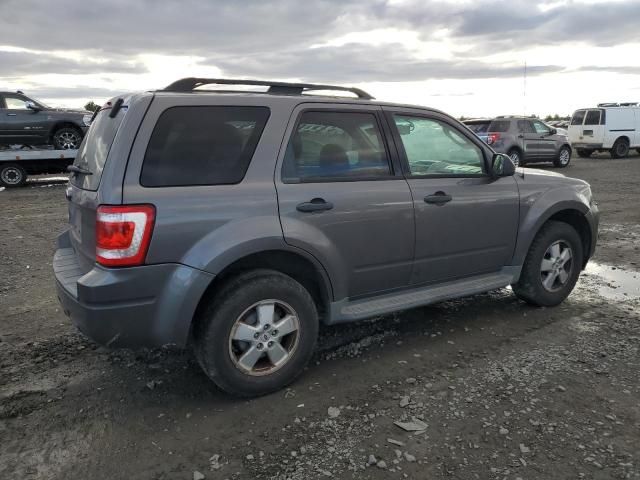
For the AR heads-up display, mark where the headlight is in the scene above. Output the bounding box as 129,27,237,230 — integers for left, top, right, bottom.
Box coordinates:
82,114,93,127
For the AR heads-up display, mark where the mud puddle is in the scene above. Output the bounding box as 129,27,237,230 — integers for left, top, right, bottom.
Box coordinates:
584,262,640,300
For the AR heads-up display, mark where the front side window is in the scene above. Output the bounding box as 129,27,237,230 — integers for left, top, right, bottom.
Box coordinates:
584,110,601,125
141,106,270,187
282,111,391,182
532,120,551,135
394,115,484,176
4,96,29,110
571,110,586,126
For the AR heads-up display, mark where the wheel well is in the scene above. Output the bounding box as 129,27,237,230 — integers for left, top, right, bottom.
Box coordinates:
507,146,523,155
614,136,630,146
191,250,331,336
546,210,592,268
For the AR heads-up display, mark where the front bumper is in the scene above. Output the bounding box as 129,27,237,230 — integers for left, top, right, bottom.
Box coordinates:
53,230,214,348
572,142,604,149
585,203,599,262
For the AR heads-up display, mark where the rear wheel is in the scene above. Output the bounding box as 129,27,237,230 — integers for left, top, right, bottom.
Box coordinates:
554,146,571,168
507,148,523,167
512,221,583,307
52,127,82,150
636,148,640,156
610,138,630,159
576,148,593,158
0,163,27,187
194,269,319,397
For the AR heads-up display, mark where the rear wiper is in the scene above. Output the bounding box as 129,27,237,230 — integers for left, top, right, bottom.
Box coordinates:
67,165,93,175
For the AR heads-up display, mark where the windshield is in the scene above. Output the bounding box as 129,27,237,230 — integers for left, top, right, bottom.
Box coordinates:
70,101,126,190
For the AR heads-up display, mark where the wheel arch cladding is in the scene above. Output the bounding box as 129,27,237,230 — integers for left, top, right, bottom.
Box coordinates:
190,249,333,340
513,199,591,270
50,121,83,137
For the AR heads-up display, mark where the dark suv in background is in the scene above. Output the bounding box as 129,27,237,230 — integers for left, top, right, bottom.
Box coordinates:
0,91,91,149
486,116,572,168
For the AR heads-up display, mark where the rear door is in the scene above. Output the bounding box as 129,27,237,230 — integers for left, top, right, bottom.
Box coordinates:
568,109,586,144
385,108,519,285
276,104,415,299
582,109,605,145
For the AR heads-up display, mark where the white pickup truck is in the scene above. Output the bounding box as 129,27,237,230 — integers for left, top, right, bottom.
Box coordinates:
568,103,640,159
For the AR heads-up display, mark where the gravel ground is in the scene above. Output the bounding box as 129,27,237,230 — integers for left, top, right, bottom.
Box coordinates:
1,153,639,480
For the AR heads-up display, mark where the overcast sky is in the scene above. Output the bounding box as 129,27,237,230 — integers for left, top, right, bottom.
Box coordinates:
1,0,639,117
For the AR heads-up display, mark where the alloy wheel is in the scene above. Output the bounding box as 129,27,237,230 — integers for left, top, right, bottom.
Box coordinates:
559,148,570,165
56,131,81,149
228,300,300,376
540,240,573,292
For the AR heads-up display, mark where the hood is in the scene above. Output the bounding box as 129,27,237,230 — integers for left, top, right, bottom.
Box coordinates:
519,167,589,187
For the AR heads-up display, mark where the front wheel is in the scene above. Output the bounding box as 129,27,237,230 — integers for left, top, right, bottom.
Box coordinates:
52,127,82,150
512,221,583,307
194,269,319,397
0,163,27,187
554,146,571,168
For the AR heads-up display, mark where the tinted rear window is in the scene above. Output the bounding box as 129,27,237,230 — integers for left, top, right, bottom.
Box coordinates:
70,105,125,191
571,110,586,125
141,106,270,187
465,122,490,134
487,120,511,132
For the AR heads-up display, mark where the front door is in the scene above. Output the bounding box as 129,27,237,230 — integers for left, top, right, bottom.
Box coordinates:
385,109,520,286
0,94,46,145
582,109,605,145
276,105,415,299
530,119,558,159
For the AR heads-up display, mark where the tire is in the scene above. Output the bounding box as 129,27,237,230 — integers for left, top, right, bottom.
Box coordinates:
553,146,571,168
610,138,630,159
193,269,319,397
0,163,27,187
576,149,593,158
512,221,583,307
636,149,640,156
52,127,82,150
507,148,523,167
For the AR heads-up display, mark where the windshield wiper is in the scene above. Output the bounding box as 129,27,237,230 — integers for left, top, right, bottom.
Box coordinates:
67,165,93,175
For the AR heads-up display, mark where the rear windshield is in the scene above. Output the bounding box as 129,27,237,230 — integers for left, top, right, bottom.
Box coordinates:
465,122,490,134
571,110,586,126
140,106,270,187
70,103,126,191
487,120,511,132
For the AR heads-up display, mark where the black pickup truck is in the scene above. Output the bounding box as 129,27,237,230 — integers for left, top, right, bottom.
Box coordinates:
0,91,90,149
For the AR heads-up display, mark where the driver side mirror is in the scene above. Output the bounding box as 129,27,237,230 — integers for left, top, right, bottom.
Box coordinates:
25,101,41,112
549,128,557,136
491,153,516,177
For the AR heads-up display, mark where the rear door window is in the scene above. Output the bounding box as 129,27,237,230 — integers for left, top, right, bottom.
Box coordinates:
488,120,511,132
141,106,270,187
584,110,601,125
281,111,391,183
571,110,586,125
70,103,126,191
517,120,535,133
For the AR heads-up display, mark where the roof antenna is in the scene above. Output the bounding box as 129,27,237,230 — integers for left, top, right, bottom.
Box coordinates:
523,61,527,118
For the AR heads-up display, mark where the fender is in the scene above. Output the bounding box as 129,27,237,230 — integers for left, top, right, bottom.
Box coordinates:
511,185,590,267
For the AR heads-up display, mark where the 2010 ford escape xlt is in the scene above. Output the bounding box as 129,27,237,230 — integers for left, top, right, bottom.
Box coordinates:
54,78,599,397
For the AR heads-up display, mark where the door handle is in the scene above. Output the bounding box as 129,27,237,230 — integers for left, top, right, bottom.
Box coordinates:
424,192,452,205
517,134,524,138
296,198,334,212
7,113,17,116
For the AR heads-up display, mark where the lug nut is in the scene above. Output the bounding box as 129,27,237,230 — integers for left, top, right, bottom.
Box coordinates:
264,324,270,330
254,332,260,339
257,343,263,350
267,341,274,348
271,329,278,336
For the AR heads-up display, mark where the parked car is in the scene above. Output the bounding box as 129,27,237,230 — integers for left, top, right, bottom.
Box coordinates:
462,118,491,143
54,78,598,397
486,116,572,167
568,103,640,158
0,91,91,149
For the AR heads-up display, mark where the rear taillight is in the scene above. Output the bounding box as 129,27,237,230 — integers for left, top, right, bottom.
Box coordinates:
487,132,501,145
96,205,155,267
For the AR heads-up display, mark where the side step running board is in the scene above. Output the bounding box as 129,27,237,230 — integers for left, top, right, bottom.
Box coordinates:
329,271,515,324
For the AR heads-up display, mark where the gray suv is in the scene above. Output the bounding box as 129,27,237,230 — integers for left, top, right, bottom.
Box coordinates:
54,78,598,397
487,116,572,168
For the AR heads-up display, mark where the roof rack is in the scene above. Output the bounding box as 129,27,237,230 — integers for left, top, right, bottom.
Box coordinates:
162,77,374,100
597,102,638,107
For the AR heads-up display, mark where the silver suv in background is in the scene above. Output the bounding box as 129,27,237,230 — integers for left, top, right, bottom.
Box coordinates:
54,78,598,397
487,116,572,167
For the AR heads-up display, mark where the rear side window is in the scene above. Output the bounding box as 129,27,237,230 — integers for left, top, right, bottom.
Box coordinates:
71,104,126,191
141,106,270,187
571,110,586,125
517,120,535,133
584,110,601,125
465,122,490,134
488,120,511,132
282,111,391,183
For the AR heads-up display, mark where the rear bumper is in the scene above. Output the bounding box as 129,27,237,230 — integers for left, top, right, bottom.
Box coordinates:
54,230,214,348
